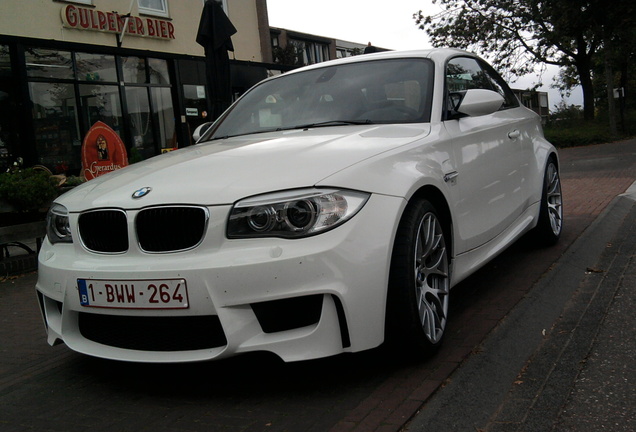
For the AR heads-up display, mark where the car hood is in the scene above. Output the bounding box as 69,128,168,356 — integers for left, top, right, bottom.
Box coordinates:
59,124,430,211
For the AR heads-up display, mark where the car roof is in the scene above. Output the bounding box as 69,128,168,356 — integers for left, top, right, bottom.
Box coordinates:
282,48,476,75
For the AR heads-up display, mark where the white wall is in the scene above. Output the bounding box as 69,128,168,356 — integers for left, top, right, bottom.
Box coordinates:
0,0,263,61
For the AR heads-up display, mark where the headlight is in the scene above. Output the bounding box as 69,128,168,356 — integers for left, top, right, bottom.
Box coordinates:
46,203,72,244
227,189,370,239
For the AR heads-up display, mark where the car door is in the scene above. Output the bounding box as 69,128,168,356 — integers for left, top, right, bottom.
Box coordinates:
443,56,532,253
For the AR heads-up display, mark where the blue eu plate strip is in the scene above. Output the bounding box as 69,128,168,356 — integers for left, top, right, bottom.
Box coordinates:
78,279,89,306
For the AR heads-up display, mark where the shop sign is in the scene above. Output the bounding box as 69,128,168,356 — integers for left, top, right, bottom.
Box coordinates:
61,4,175,40
81,121,129,181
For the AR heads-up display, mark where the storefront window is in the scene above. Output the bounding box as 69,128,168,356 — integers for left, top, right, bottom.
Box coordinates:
125,87,154,161
22,46,176,172
0,45,14,170
76,53,117,82
0,45,10,76
183,84,208,146
25,48,74,80
29,82,81,173
79,84,124,136
148,58,170,84
122,56,147,84
151,87,176,151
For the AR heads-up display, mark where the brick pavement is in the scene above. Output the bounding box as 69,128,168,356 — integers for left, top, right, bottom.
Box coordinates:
1,139,635,432
329,138,636,432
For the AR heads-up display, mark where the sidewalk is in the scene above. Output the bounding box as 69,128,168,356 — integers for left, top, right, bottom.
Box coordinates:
405,183,636,431
1,140,634,432
0,238,40,277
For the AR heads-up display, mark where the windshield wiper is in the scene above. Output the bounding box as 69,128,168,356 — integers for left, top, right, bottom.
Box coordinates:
208,120,373,141
286,119,374,130
210,129,280,141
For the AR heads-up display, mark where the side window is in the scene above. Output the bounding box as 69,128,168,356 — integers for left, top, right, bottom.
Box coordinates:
446,57,491,92
478,60,519,109
445,57,518,115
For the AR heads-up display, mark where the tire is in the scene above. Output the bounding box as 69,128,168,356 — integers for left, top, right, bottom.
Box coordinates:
534,159,563,245
385,199,450,357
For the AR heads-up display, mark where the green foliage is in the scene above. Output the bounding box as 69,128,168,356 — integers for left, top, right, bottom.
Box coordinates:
272,44,303,66
414,0,589,75
544,107,636,148
413,0,636,121
129,147,144,164
544,122,614,148
551,66,580,100
64,175,86,187
0,168,59,211
549,102,584,125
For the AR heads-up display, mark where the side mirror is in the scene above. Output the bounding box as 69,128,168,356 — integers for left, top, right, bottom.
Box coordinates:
192,122,214,142
456,89,504,117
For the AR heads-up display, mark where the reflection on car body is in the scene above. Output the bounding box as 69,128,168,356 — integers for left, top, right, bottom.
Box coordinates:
36,48,562,363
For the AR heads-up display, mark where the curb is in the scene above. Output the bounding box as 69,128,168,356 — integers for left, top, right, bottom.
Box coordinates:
405,187,636,431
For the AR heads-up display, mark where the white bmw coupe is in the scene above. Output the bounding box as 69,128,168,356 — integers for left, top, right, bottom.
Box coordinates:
36,49,562,363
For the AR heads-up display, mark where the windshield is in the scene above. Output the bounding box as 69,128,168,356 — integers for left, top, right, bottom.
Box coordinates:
208,58,434,140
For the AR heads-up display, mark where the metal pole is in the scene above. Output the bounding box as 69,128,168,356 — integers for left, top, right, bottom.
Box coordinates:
118,0,136,47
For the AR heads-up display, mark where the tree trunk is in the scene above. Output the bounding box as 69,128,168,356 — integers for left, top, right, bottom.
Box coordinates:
576,62,595,121
573,37,595,121
604,49,618,137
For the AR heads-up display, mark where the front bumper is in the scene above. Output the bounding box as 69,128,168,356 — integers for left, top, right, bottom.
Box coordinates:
35,194,405,363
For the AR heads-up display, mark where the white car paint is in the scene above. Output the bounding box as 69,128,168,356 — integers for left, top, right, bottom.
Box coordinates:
36,49,559,363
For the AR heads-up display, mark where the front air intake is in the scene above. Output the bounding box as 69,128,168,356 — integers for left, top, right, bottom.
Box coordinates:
251,294,324,333
136,206,208,252
79,313,227,351
78,209,128,253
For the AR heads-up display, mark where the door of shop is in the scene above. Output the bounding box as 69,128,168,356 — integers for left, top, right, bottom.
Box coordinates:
178,59,210,146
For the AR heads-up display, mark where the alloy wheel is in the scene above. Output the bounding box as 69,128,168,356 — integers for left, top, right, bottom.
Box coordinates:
546,162,563,236
414,212,449,344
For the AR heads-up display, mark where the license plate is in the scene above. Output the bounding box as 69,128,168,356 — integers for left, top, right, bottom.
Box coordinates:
78,279,189,309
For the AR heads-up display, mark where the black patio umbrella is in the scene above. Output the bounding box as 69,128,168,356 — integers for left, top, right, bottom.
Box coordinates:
196,0,237,120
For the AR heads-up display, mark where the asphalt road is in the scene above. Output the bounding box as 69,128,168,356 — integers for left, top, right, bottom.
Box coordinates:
1,139,635,432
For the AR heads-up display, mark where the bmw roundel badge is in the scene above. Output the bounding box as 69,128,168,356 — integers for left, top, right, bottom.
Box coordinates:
132,187,152,199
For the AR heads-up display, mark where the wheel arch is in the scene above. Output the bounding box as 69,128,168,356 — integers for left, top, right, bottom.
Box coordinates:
384,184,454,354
407,184,454,260
537,150,560,204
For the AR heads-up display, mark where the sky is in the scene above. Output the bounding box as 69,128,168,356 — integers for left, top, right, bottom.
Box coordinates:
266,0,583,111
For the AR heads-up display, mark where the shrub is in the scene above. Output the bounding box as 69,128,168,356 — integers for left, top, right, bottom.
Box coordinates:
0,168,59,211
544,108,636,148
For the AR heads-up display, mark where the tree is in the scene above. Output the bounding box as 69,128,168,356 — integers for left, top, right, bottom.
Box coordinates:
272,43,303,66
415,0,601,120
592,0,636,134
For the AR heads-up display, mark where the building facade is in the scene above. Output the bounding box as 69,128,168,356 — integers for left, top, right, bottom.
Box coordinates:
512,89,549,124
269,27,384,67
0,0,284,174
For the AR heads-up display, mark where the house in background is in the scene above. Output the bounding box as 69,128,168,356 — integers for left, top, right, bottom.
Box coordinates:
513,89,550,123
269,27,388,67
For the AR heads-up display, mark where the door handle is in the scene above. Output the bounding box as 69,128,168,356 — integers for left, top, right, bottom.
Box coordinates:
508,130,521,140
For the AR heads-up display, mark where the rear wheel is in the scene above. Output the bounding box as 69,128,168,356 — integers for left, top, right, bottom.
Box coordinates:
386,199,450,356
534,159,563,245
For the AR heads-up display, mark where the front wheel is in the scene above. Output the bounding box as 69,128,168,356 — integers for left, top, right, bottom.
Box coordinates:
534,159,563,245
386,199,450,356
